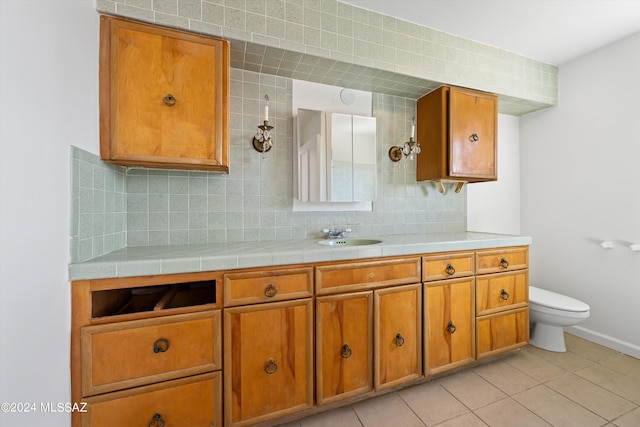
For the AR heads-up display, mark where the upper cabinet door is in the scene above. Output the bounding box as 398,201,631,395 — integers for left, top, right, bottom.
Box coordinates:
100,16,230,172
449,87,497,180
416,86,497,183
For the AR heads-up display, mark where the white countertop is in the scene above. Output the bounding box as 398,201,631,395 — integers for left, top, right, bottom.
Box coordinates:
68,232,532,280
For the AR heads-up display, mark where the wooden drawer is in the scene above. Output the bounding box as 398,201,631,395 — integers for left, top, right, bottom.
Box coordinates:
476,307,529,359
476,271,528,316
224,267,313,306
83,372,221,427
316,257,421,295
81,311,221,396
475,247,528,275
422,252,474,282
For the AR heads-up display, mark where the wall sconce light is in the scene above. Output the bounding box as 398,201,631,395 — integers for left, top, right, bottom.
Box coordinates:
252,95,273,153
389,117,421,162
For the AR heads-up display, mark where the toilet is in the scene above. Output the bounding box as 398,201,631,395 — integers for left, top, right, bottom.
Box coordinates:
529,286,590,352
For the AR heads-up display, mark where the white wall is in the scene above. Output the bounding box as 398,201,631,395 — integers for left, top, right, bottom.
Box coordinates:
520,32,640,358
0,1,99,425
467,114,521,235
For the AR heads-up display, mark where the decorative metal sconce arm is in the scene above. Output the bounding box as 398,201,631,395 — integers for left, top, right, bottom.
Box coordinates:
253,120,273,153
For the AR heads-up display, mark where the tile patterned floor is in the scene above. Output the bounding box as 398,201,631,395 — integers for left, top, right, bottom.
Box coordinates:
278,334,640,427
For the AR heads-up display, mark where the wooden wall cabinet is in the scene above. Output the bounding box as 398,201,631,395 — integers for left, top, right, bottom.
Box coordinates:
416,86,498,187
99,16,230,172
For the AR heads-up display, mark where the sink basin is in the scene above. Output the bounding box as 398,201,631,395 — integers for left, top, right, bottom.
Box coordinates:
317,239,383,246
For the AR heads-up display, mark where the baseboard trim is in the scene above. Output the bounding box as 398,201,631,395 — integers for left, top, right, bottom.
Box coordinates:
567,325,640,359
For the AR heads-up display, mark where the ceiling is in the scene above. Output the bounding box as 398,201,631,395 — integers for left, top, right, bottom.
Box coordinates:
340,0,640,65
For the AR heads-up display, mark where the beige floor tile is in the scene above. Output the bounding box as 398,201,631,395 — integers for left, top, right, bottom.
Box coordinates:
546,373,637,420
612,407,640,427
299,406,363,427
432,412,486,427
565,333,621,362
599,353,640,381
576,364,640,404
438,370,506,410
352,393,425,427
527,344,595,372
398,381,469,426
473,359,540,395
513,384,607,427
504,347,568,382
473,397,551,427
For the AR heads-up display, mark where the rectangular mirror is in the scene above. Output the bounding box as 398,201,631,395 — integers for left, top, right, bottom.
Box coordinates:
295,109,376,203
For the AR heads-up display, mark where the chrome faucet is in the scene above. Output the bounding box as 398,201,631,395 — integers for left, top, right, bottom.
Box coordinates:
322,228,352,239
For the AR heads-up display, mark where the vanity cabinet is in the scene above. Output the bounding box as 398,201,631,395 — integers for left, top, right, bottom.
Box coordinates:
315,258,422,401
316,291,373,405
475,247,530,359
71,272,223,427
416,86,498,186
71,245,529,426
99,16,229,172
223,267,314,426
422,253,475,375
224,299,313,426
374,283,422,390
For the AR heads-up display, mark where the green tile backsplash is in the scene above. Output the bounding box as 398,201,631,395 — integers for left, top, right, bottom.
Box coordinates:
96,0,558,116
71,69,466,256
70,146,127,263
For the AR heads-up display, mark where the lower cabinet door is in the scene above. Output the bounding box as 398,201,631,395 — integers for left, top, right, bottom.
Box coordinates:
83,372,220,427
374,283,422,390
476,307,529,359
316,291,373,405
224,299,313,427
424,277,475,375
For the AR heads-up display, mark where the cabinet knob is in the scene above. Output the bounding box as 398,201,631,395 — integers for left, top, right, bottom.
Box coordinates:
395,333,405,347
500,289,510,301
445,263,456,276
148,413,165,427
264,283,278,298
469,133,479,142
500,258,509,269
162,94,177,107
264,359,278,374
341,344,353,359
446,321,457,334
152,338,170,353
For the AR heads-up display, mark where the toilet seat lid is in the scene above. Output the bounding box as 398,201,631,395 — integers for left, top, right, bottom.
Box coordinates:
529,286,590,312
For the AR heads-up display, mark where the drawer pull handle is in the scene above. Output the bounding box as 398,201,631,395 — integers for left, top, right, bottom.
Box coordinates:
445,263,456,275
341,344,353,359
500,289,510,300
264,359,278,374
264,283,278,298
500,258,509,269
395,333,405,347
153,338,170,354
447,321,457,334
162,94,176,107
469,133,479,142
148,413,165,427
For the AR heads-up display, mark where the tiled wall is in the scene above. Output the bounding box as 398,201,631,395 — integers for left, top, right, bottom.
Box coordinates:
71,69,466,257
96,0,558,115
70,147,127,263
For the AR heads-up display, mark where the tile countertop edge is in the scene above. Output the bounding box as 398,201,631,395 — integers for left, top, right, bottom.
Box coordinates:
68,233,532,281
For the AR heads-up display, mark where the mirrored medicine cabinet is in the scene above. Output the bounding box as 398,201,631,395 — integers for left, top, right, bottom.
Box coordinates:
294,109,377,205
